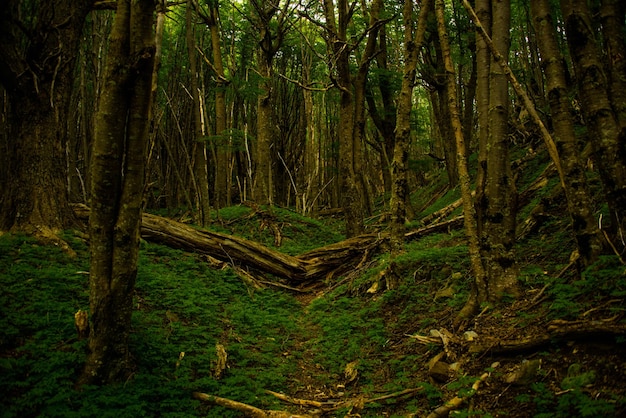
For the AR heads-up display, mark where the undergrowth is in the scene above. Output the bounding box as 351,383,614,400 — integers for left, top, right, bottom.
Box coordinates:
0,234,305,417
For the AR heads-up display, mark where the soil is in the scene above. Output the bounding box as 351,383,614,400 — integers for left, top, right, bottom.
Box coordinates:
281,286,626,417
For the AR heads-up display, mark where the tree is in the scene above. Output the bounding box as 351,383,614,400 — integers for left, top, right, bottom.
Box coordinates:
0,0,91,237
560,0,626,239
186,0,211,226
321,0,378,237
250,0,292,205
531,0,603,266
434,0,488,319
390,0,432,250
79,0,156,385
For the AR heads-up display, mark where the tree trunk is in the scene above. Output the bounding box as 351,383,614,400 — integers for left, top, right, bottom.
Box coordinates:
0,0,90,235
560,0,626,237
481,0,519,300
186,0,211,226
531,0,603,266
391,0,432,250
323,0,364,237
600,0,626,135
434,0,489,319
474,0,491,238
207,2,230,209
79,0,155,385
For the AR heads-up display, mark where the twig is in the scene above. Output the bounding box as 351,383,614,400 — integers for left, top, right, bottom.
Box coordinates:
426,362,499,418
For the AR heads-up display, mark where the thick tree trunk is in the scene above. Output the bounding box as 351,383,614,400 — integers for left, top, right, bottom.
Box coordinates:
531,0,603,266
323,0,364,238
600,0,626,135
207,3,230,209
560,0,626,237
79,0,155,386
481,0,519,300
0,0,90,235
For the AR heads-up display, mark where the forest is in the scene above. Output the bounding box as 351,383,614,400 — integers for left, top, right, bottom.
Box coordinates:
1,0,625,416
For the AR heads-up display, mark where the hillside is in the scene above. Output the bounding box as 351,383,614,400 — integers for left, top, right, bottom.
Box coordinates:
1,157,625,417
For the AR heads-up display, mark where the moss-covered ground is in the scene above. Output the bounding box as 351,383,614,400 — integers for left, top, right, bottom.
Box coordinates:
2,167,626,417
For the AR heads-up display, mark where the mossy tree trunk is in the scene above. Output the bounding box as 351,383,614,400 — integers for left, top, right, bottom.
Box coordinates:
250,0,288,206
434,0,489,319
390,0,431,251
79,0,155,386
531,0,603,266
207,2,230,209
0,0,90,236
560,0,626,238
599,0,626,138
322,0,365,238
480,0,519,300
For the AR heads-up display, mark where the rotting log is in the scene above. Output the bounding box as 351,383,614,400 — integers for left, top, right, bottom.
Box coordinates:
73,204,386,285
73,204,470,286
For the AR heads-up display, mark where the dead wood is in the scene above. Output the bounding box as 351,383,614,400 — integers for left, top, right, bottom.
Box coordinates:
426,362,499,418
265,387,424,414
192,392,313,418
419,197,463,227
72,204,386,286
405,216,464,240
409,319,626,357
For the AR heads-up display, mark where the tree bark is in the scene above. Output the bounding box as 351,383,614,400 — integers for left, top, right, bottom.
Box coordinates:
186,0,211,226
390,0,432,251
434,0,489,319
481,0,519,300
0,0,90,235
560,0,626,237
322,0,364,238
207,2,230,209
79,0,155,385
531,0,603,266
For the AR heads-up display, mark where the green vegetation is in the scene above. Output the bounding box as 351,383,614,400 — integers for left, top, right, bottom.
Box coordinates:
1,193,625,417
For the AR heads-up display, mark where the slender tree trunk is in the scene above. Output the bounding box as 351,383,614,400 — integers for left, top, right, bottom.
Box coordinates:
434,0,488,319
187,0,211,226
323,0,364,237
353,0,384,218
390,0,431,251
531,0,603,266
207,2,230,209
79,0,155,385
560,0,626,237
255,54,274,205
474,0,491,238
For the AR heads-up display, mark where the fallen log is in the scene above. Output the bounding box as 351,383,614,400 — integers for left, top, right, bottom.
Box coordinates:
409,319,626,356
72,204,386,285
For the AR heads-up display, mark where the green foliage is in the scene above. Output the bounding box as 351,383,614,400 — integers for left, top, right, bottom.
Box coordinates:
0,234,303,417
547,255,626,319
519,370,617,418
211,205,344,255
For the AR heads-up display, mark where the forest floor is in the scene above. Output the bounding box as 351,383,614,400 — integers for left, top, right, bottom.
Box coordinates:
1,156,626,417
